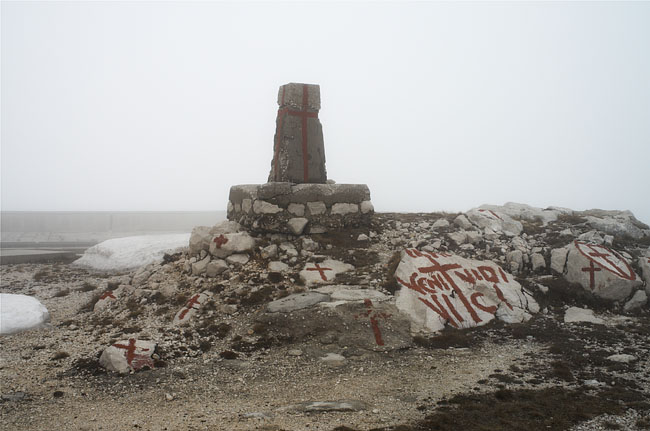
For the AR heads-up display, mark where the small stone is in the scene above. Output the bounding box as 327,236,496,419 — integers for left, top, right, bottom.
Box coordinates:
288,217,309,235
623,290,647,312
331,203,359,215
288,349,303,356
564,307,604,325
307,201,327,215
432,219,449,228
320,353,346,366
357,233,369,241
288,203,305,217
226,254,250,266
606,354,636,363
165,393,174,401
261,244,278,259
268,261,289,273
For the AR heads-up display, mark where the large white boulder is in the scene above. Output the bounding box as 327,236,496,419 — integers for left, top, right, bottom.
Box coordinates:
394,248,536,333
639,255,650,296
479,202,570,225
564,240,642,301
466,208,523,236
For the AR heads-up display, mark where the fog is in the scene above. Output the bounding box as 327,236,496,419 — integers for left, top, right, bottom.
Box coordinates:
2,2,649,223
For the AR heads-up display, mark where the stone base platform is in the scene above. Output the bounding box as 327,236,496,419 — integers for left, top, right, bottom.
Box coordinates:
227,183,374,234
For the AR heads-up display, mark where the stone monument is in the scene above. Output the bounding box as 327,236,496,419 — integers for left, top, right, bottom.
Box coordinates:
268,83,327,184
227,82,373,235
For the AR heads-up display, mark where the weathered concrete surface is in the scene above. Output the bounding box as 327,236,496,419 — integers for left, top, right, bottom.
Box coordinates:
268,83,327,184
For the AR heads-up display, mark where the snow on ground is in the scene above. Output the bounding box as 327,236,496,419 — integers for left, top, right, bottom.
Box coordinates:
0,294,50,335
72,233,190,272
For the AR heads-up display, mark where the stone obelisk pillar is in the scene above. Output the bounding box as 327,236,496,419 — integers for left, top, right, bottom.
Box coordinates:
268,83,327,184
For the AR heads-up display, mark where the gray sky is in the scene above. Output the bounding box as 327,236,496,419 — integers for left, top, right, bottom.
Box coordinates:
2,1,649,223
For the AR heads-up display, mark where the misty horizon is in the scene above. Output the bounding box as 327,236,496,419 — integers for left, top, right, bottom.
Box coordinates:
2,2,649,223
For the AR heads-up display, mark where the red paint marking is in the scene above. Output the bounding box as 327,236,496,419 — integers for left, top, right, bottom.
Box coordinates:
99,290,116,300
470,292,497,314
418,256,482,324
363,299,388,346
113,338,152,369
178,294,202,321
271,85,318,182
213,235,229,249
395,249,521,327
574,241,636,281
581,260,602,290
479,209,502,220
306,263,332,281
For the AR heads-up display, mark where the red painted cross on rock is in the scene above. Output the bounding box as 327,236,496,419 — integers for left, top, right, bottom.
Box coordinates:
99,290,116,300
306,263,332,281
178,294,202,321
113,338,153,370
581,260,602,290
213,235,229,249
574,241,636,281
273,84,319,182
356,299,392,346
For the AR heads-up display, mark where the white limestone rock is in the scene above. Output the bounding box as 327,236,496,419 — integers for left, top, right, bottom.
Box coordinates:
226,253,250,266
307,201,327,215
173,292,211,326
432,219,450,229
623,290,647,312
331,203,359,215
564,240,642,301
99,339,156,374
288,203,305,216
639,255,650,296
360,200,374,214
301,238,320,252
466,208,523,236
261,244,278,259
299,259,355,287
550,247,569,273
394,248,536,333
531,253,546,272
288,217,309,235
315,286,388,302
454,214,473,230
209,232,256,258
268,261,289,272
564,306,604,324
479,202,569,225
192,256,211,276
253,200,283,214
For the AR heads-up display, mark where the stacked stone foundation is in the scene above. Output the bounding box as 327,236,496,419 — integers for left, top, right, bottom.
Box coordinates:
227,182,374,234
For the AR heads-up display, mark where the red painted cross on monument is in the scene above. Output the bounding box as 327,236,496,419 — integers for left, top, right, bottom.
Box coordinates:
268,83,327,184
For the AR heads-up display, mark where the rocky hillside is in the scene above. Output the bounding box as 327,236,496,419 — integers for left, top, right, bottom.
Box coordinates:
1,202,649,431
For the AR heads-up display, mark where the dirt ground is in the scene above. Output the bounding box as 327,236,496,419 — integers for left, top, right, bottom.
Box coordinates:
2,262,649,431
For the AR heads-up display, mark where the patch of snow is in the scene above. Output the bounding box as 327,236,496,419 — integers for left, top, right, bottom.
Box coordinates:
0,294,50,335
72,234,190,272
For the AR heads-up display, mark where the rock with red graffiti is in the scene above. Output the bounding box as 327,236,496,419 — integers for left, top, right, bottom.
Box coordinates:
564,241,642,301
394,248,537,333
93,285,128,312
189,220,241,257
299,259,354,287
209,232,256,258
639,255,650,296
466,208,523,237
173,291,212,326
99,338,156,374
